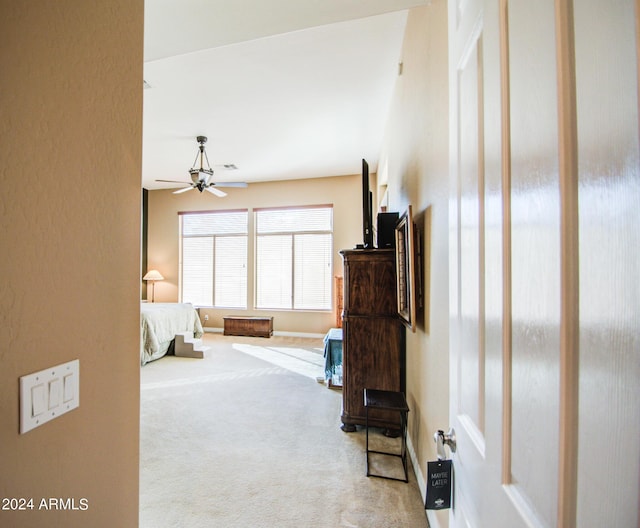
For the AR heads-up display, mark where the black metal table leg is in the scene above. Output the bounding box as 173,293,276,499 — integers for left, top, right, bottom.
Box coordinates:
363,388,409,483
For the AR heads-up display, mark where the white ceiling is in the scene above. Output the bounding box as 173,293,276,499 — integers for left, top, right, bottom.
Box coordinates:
143,0,428,190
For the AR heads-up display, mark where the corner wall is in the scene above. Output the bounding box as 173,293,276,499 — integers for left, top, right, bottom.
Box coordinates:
0,2,143,526
378,3,450,523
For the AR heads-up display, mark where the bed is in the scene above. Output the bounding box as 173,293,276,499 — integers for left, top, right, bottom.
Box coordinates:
140,303,204,365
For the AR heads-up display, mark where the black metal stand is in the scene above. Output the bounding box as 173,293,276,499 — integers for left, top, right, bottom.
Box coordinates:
364,388,409,483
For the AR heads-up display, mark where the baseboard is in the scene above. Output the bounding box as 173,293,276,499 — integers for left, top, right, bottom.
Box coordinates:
202,327,324,339
407,433,427,502
407,434,441,528
273,331,325,338
425,510,441,528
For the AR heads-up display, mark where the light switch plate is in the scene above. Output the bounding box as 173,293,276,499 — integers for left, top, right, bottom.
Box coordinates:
20,359,79,434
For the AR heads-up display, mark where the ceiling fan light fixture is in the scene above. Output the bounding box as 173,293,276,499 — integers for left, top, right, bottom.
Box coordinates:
189,168,213,184
155,135,246,197
189,136,214,180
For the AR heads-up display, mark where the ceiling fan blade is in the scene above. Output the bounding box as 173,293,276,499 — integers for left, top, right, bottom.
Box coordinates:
156,179,190,184
213,182,248,188
205,186,227,197
173,186,194,194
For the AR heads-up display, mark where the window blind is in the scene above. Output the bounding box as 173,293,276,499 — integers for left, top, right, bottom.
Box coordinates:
180,210,248,308
255,206,333,310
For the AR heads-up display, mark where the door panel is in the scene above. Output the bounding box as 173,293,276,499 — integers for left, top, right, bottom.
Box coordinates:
508,1,560,525
458,30,484,441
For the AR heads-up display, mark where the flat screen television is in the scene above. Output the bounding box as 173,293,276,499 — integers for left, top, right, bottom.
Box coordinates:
361,159,374,248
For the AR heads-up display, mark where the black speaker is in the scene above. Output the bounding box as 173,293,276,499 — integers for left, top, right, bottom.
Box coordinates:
377,212,399,248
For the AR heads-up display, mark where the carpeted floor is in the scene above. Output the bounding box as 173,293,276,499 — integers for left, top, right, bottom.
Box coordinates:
140,333,428,528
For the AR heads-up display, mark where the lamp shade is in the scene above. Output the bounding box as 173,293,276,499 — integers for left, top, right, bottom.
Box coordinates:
143,269,164,281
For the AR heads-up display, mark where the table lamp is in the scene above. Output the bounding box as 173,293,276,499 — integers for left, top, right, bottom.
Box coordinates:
143,269,164,302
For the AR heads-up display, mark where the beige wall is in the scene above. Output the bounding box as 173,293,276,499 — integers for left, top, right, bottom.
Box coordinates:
0,2,143,527
146,174,362,335
378,2,450,521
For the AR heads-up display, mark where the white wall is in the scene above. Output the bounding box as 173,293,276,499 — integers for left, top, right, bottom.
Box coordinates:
146,174,362,335
378,5,450,525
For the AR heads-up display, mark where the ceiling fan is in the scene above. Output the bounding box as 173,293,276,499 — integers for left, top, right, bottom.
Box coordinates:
156,136,248,197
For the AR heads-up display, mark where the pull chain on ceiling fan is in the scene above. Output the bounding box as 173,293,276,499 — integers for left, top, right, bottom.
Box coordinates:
155,136,248,197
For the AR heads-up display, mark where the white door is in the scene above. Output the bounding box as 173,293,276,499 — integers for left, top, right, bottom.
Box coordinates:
448,0,640,526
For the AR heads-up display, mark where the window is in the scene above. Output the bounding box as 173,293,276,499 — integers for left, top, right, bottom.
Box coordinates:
255,206,333,310
180,210,248,308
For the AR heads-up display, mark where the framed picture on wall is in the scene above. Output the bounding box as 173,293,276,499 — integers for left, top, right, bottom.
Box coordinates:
395,205,416,332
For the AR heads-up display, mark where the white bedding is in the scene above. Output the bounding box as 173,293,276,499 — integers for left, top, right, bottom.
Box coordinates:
140,303,204,365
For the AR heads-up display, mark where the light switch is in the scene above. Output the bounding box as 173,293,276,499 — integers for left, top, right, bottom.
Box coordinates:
31,384,46,416
63,374,74,402
48,378,61,409
20,359,80,434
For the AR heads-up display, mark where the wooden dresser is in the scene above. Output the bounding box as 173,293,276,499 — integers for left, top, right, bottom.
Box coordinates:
339,249,405,431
